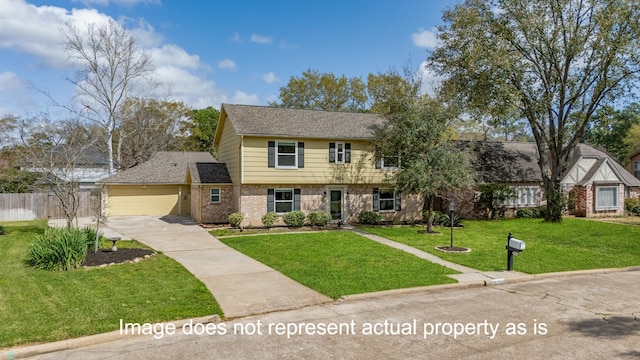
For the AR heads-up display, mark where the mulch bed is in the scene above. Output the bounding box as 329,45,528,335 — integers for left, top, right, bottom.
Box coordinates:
84,248,155,267
435,246,471,253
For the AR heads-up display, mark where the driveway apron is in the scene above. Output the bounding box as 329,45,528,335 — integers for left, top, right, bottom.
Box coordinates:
104,216,331,319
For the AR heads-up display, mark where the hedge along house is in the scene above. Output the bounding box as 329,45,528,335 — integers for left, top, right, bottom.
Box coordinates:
99,151,230,217
214,104,424,227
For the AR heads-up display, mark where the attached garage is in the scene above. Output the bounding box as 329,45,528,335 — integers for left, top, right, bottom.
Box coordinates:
99,152,217,218
106,185,189,216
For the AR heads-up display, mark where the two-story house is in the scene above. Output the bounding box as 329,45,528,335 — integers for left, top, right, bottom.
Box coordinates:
208,104,423,226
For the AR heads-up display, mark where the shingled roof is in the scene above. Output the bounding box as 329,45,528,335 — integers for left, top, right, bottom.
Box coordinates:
99,152,215,184
220,103,385,139
188,163,232,184
463,141,640,186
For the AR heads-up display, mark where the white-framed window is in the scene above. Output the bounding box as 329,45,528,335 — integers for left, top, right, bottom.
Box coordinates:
596,186,618,210
275,189,294,213
210,188,221,203
276,141,297,169
335,142,345,164
381,156,400,170
378,189,396,211
508,186,541,207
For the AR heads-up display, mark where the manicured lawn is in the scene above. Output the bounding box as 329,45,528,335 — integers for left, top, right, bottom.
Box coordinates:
220,231,458,299
0,221,221,348
361,218,640,274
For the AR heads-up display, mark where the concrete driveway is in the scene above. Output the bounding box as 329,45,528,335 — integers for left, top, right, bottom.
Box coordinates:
103,216,331,318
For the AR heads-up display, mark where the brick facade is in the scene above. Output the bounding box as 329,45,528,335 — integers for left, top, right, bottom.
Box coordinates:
236,184,423,227
191,184,237,224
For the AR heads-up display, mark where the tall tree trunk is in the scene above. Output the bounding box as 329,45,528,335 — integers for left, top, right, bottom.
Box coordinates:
424,195,435,233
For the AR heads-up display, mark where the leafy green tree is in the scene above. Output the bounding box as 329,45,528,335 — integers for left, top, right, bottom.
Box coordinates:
178,107,220,155
374,69,474,233
476,184,516,220
270,69,367,111
584,103,640,165
624,123,640,159
430,0,640,222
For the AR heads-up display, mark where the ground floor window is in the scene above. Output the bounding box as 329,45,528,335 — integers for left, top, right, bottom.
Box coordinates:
373,188,401,211
508,186,541,207
595,186,618,210
275,189,293,213
210,188,220,203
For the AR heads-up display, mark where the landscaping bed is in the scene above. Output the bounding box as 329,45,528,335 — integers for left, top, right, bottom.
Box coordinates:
0,221,222,348
84,248,155,267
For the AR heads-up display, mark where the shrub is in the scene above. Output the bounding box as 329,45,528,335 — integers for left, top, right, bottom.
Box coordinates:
440,213,463,227
625,198,640,216
0,225,4,235
358,211,381,225
81,226,104,250
261,212,279,228
476,183,516,219
283,210,306,227
516,207,546,219
307,211,332,228
28,227,88,271
228,213,244,228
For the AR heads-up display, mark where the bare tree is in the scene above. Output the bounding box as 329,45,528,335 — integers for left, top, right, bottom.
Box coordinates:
115,99,188,170
20,116,97,228
62,19,154,175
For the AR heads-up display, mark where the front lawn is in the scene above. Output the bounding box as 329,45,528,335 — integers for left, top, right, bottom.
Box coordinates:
220,231,458,299
0,221,221,348
360,217,640,274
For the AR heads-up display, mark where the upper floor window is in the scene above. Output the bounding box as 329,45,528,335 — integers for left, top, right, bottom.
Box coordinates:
379,156,400,170
329,142,351,164
268,141,304,169
635,161,640,179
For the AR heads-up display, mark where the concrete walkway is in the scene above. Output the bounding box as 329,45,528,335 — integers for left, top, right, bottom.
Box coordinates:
51,216,331,319
352,228,526,283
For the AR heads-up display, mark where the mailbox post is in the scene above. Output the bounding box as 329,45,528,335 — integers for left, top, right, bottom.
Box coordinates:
506,232,525,271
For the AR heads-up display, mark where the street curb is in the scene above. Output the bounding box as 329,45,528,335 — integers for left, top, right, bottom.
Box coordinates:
0,315,221,359
4,266,640,358
338,266,640,303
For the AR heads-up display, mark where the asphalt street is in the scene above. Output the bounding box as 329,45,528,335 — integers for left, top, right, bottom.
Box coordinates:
22,270,640,360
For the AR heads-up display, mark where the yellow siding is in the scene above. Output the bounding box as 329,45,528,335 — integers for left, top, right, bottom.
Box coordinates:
107,185,186,216
242,137,389,185
216,116,242,184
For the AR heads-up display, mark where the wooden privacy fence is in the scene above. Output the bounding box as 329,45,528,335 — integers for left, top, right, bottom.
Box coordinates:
0,192,99,221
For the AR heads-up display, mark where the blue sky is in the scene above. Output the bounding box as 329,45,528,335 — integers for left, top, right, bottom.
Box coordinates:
0,0,458,118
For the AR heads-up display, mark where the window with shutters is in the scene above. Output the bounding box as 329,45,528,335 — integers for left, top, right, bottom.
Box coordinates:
329,142,351,164
275,189,294,213
276,141,297,168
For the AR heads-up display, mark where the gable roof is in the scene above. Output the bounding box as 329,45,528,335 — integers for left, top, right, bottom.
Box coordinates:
217,103,385,141
463,141,640,186
188,163,232,184
99,151,215,184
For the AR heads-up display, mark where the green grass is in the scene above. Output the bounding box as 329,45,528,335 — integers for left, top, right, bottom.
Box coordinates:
220,231,458,299
361,218,640,274
0,221,222,348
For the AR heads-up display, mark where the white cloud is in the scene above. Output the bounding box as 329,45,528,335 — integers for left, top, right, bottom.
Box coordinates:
412,27,439,49
0,71,23,90
230,91,260,105
218,59,236,70
72,0,161,6
263,72,278,83
150,44,201,69
250,33,272,45
231,32,242,42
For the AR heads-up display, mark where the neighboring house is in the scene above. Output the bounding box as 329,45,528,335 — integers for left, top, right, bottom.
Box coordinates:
456,141,640,218
628,149,640,180
213,104,423,226
98,151,229,217
22,145,111,189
